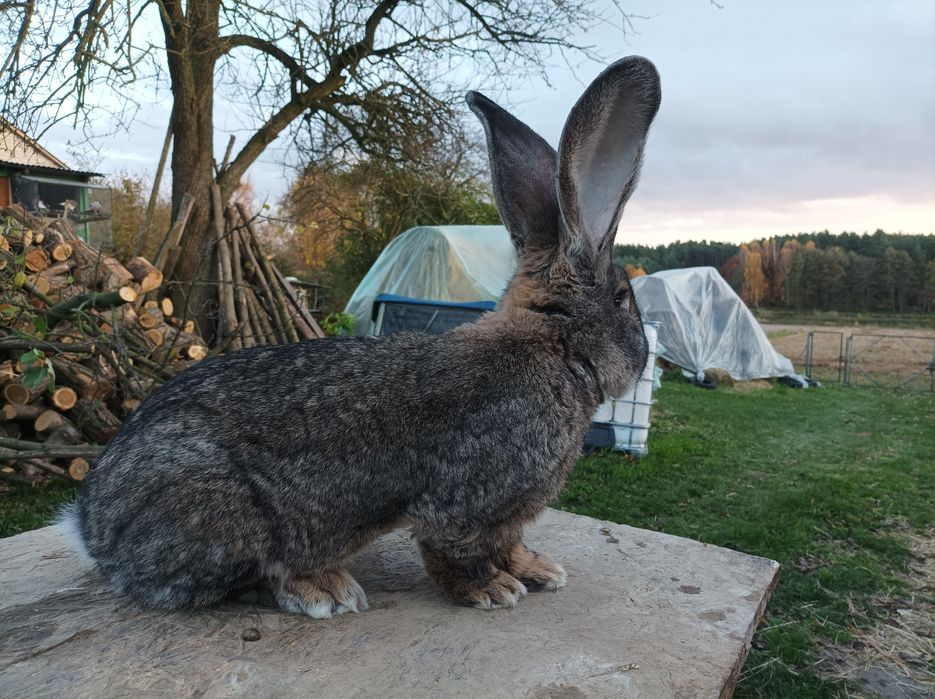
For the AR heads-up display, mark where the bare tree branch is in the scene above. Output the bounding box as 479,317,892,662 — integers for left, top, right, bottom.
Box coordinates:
0,0,34,80
218,33,320,90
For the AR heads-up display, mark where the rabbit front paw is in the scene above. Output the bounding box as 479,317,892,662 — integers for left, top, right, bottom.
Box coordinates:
501,544,567,592
275,568,369,619
466,570,528,610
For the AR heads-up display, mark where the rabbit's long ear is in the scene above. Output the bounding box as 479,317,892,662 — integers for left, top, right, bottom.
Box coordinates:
558,56,661,263
467,91,561,255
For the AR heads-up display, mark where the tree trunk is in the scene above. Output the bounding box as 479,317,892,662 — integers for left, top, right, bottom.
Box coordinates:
161,2,222,338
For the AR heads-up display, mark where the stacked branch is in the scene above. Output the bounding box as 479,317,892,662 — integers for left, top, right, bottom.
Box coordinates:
211,197,324,350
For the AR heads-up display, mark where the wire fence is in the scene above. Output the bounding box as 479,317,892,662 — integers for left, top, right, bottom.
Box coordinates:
791,331,935,392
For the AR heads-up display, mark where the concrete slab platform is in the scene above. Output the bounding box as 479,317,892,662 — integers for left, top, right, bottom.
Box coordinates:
0,508,778,698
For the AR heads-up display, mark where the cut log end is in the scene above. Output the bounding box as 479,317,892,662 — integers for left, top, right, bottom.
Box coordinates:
185,344,208,361
3,383,35,405
30,276,51,295
52,386,78,411
25,248,50,273
126,256,164,293
144,328,164,347
51,243,74,261
119,286,139,304
68,458,90,481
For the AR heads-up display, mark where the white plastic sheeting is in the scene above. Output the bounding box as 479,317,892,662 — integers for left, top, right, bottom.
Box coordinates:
345,225,515,335
630,267,794,380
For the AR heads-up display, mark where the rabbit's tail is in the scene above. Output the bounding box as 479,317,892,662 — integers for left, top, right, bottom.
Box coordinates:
54,500,94,566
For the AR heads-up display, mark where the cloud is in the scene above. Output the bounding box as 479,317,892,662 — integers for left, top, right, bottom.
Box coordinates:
618,193,935,246
509,0,935,241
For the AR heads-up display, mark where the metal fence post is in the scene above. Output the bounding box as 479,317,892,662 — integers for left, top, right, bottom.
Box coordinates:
929,338,935,393
843,335,852,385
837,333,844,384
804,332,814,378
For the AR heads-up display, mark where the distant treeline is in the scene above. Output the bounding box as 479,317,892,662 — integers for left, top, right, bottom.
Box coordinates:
614,230,935,313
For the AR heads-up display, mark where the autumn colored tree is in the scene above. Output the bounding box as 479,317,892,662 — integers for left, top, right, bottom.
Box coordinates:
107,174,172,261
278,136,499,306
740,242,767,307
276,167,358,274
623,264,646,278
776,239,800,301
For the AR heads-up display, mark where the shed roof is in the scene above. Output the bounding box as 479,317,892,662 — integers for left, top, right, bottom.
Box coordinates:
0,159,102,179
0,119,101,178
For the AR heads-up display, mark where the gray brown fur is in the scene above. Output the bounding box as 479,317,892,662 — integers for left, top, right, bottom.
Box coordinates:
69,56,661,616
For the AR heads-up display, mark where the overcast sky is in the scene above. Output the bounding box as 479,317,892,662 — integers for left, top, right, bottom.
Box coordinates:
45,0,935,246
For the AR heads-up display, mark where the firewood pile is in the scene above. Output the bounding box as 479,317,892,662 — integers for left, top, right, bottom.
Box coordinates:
1,195,322,486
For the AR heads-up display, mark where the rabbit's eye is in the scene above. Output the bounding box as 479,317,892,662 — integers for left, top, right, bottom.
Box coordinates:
614,289,630,310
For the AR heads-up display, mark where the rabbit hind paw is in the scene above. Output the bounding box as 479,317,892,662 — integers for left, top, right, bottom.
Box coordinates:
275,568,369,619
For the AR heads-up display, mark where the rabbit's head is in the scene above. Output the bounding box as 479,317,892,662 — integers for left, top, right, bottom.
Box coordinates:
468,56,661,397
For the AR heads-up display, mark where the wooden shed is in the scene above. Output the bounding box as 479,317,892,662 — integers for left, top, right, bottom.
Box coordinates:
0,119,112,247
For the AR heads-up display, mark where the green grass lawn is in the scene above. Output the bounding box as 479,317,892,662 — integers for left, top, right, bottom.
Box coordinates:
559,379,935,697
0,478,77,538
2,379,932,696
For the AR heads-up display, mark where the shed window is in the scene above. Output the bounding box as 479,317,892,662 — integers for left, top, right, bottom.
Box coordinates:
10,174,112,244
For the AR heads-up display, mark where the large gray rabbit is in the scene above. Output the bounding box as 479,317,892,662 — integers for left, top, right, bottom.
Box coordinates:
65,56,661,618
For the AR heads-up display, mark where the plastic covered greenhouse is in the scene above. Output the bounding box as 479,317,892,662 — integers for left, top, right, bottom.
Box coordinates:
629,268,794,381
344,225,514,336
